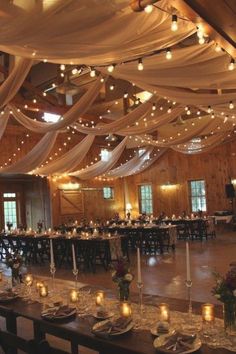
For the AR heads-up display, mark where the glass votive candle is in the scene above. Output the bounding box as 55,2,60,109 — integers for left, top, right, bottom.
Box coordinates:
120,301,132,318
25,274,34,286
36,280,44,291
95,290,105,306
39,285,48,298
69,289,79,303
159,303,170,322
202,303,215,323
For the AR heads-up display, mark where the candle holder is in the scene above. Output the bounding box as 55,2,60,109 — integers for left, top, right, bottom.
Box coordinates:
50,263,56,291
72,268,78,289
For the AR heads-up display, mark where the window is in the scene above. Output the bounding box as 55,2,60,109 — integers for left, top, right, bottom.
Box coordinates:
101,149,111,162
139,185,153,214
103,187,114,200
42,112,61,123
189,180,207,212
3,193,18,229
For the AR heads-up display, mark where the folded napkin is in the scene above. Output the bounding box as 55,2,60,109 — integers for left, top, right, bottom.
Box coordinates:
158,332,196,354
42,305,75,320
93,317,132,337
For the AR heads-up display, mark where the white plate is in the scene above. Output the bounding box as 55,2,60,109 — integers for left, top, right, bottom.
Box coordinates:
150,326,175,337
153,333,202,353
92,312,114,320
41,307,77,321
92,319,134,336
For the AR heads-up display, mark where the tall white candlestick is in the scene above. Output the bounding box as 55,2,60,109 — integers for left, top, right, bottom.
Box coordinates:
50,239,54,266
186,242,191,282
72,244,77,272
137,247,142,283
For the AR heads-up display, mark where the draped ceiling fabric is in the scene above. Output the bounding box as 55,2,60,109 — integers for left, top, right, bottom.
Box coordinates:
0,109,10,140
70,137,128,180
0,131,58,174
0,57,32,108
0,0,195,64
34,134,95,175
8,77,103,133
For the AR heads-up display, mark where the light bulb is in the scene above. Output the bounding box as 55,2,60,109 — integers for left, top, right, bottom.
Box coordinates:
207,106,212,113
72,68,78,75
109,84,115,90
197,27,204,39
166,49,172,60
124,92,128,98
228,58,235,71
215,44,221,52
90,67,96,77
167,107,172,113
107,64,115,73
229,101,234,109
171,15,178,31
138,58,144,71
197,110,201,115
60,64,65,71
199,37,205,45
144,5,153,13
187,109,191,115
152,103,156,111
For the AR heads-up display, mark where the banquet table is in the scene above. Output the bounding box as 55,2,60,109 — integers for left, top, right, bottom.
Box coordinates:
0,283,233,354
0,233,128,271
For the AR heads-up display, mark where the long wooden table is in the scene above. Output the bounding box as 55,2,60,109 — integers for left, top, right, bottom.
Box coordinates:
0,287,232,354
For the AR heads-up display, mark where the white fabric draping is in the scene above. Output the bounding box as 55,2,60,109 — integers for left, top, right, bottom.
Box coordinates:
35,134,95,175
74,99,153,135
0,1,195,64
0,131,57,174
105,42,236,90
8,77,103,133
0,57,32,108
106,147,154,178
0,108,10,140
128,149,167,176
70,137,127,180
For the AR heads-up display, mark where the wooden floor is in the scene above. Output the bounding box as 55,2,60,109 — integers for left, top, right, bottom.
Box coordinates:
0,228,235,353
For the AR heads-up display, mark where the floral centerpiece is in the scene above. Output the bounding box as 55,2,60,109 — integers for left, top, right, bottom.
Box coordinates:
212,266,236,334
6,252,23,286
111,258,133,301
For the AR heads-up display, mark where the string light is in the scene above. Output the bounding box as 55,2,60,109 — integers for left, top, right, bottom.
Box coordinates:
137,58,144,71
215,44,221,52
60,64,65,71
171,15,178,31
207,105,212,113
229,101,234,109
109,84,115,91
72,68,78,75
107,64,115,73
228,58,235,71
124,92,128,98
152,103,156,111
144,5,153,13
90,67,96,77
166,49,172,60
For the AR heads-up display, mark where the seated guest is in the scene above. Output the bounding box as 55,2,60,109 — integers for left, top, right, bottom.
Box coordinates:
197,209,203,218
126,212,131,220
157,211,166,223
181,210,187,218
139,212,147,221
113,212,120,221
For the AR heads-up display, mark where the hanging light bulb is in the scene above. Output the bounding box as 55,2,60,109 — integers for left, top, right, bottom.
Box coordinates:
229,101,234,109
171,14,178,31
215,43,221,52
90,67,96,77
228,58,235,71
211,113,215,119
187,108,191,115
60,64,65,71
107,64,115,73
207,105,212,113
137,58,144,71
197,26,204,39
166,48,172,60
109,84,115,91
152,103,156,111
144,4,153,13
72,68,78,75
197,110,201,115
199,37,205,44
124,92,128,98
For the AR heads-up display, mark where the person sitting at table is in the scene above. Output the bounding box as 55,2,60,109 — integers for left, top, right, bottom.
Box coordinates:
197,209,203,218
126,212,131,220
113,212,120,222
138,212,147,221
181,210,187,219
157,211,166,223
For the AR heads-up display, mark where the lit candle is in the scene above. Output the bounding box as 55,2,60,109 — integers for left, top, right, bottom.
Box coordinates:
72,228,77,236
107,232,111,238
36,280,44,291
95,290,105,306
50,239,55,267
71,244,77,273
39,285,48,297
202,303,215,323
69,289,79,303
191,213,194,219
172,214,176,220
48,228,52,234
25,274,33,286
159,303,170,322
186,242,191,282
75,220,78,225
137,247,142,284
120,302,132,318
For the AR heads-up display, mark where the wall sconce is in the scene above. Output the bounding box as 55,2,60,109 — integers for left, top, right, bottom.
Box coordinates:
58,182,80,190
160,182,178,191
